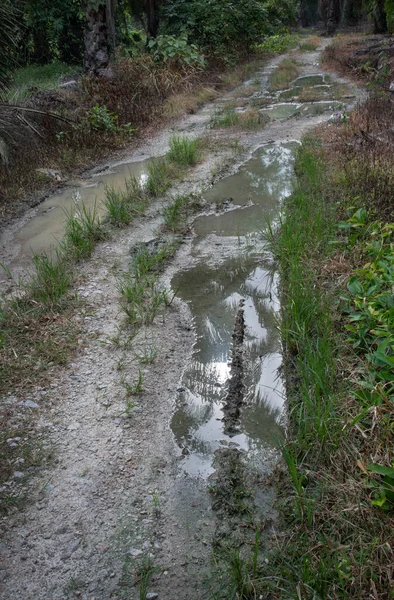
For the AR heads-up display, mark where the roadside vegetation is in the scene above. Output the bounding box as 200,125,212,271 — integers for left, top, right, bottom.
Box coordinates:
245,83,394,597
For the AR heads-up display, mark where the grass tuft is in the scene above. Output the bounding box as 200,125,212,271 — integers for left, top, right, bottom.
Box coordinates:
63,201,105,260
270,58,300,91
168,135,201,166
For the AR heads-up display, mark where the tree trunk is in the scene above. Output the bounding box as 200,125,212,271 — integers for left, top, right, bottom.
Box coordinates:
83,1,117,74
32,24,50,64
373,0,387,32
145,0,159,38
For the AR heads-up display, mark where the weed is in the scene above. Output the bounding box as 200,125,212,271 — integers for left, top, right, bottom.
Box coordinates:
136,557,157,600
146,158,178,197
63,201,104,260
104,186,134,225
270,58,300,91
255,33,300,54
28,250,70,304
298,36,320,52
210,104,239,128
168,135,201,166
152,489,161,516
134,344,158,365
162,195,187,232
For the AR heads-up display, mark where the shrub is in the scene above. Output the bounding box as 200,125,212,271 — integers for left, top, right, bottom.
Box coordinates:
148,34,206,67
161,0,269,54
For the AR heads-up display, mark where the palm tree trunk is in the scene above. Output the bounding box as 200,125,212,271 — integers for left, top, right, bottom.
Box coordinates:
83,0,117,74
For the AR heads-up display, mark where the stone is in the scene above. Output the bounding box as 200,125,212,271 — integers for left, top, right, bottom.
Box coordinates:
36,168,63,182
19,400,39,409
127,548,142,557
146,594,159,600
13,472,24,479
68,422,81,431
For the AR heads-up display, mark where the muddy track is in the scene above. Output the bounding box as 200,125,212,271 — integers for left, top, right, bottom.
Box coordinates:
0,41,365,600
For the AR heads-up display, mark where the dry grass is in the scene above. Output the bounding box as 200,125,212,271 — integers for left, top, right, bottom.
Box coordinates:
270,58,300,90
163,87,219,119
322,33,394,88
0,55,268,222
320,94,394,220
298,35,321,52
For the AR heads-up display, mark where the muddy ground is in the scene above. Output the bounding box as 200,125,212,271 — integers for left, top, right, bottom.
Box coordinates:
0,41,364,600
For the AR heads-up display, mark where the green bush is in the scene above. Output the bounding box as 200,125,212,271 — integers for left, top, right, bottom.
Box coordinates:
161,0,269,54
148,34,206,67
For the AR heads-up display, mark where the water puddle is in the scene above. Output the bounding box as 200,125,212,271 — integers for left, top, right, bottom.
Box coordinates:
261,100,343,120
261,103,302,120
5,157,152,273
170,143,296,477
194,143,295,237
292,74,330,86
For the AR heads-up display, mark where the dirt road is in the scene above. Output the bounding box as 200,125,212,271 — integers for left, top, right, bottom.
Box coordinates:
0,40,363,600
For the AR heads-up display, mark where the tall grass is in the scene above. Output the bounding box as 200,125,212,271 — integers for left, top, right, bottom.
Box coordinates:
168,135,201,166
63,202,104,260
255,135,394,598
27,250,71,304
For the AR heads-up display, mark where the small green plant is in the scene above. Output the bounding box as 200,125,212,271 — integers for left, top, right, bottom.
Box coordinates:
104,186,133,225
210,105,239,128
162,195,187,232
146,159,178,197
168,135,201,166
137,557,157,600
367,463,394,509
85,105,119,131
152,489,161,516
255,33,300,54
28,250,70,304
134,344,158,365
63,201,104,260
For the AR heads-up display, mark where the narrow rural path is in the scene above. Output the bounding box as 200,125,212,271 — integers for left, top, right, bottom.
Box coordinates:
0,40,363,600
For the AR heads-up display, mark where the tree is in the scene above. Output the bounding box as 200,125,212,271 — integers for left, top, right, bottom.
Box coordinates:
83,0,117,74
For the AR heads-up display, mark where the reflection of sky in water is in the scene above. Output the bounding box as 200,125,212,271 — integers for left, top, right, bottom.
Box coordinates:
171,258,286,478
169,144,297,477
169,143,296,477
195,143,296,237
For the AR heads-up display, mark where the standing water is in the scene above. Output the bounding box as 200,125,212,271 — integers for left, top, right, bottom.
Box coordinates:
171,142,297,477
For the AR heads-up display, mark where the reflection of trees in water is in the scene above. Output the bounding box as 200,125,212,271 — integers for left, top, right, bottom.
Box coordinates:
171,253,284,452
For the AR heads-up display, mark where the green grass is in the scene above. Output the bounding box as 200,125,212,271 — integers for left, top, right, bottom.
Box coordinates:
103,175,148,226
168,135,201,166
210,105,267,130
145,158,178,197
63,201,105,260
162,195,188,232
210,105,240,128
250,138,394,598
118,242,178,327
8,61,80,101
270,58,300,91
28,250,71,304
255,33,300,54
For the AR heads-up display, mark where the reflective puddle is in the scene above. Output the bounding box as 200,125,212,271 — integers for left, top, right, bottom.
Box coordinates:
170,143,296,477
4,157,152,274
261,100,343,120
